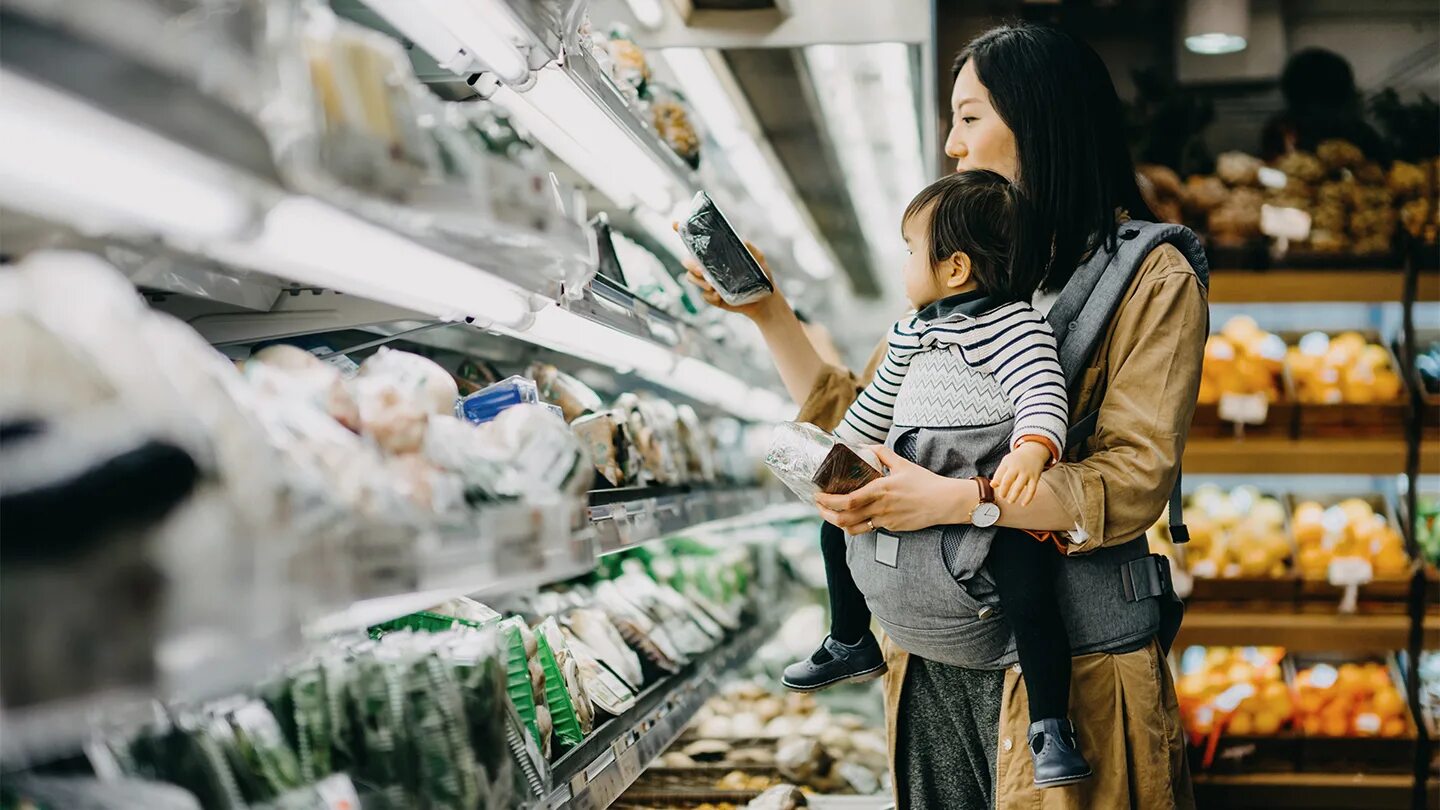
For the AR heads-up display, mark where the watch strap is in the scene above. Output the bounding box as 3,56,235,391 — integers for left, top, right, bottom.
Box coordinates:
972,475,995,504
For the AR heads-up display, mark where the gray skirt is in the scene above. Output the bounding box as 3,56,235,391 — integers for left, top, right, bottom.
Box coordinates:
896,656,1006,810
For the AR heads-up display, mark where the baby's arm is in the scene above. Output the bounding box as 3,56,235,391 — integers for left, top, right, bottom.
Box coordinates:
968,305,1069,502
833,317,919,445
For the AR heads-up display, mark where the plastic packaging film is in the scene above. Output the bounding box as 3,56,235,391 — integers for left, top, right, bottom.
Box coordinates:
764,422,883,504
677,192,775,307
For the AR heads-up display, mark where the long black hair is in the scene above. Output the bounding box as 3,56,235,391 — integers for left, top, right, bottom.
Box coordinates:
954,24,1154,292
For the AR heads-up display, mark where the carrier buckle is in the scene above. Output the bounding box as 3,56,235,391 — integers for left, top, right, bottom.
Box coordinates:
1121,554,1172,602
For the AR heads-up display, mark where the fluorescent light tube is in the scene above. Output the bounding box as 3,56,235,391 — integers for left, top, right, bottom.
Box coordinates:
0,71,255,242
361,0,476,74
624,0,665,30
417,0,529,85
495,66,678,212
502,303,678,376
217,196,534,327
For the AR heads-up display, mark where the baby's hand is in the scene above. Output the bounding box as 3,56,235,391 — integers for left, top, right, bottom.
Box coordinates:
992,442,1052,506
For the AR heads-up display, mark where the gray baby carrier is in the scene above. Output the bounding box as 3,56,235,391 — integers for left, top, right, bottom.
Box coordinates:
845,221,1207,669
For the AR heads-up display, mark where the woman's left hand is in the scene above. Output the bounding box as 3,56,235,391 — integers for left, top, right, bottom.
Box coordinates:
814,445,971,535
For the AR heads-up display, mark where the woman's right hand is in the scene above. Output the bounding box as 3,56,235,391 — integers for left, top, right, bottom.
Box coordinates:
678,235,785,322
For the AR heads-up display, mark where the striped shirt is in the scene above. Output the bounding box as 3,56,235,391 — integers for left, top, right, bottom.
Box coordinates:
834,296,1068,461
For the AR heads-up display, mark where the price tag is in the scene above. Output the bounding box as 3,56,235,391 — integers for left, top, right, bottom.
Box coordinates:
615,744,643,783
1260,204,1312,241
1218,393,1269,425
1328,557,1374,587
315,775,361,810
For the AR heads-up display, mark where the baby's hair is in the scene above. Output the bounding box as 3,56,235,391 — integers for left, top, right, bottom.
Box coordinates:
902,169,1035,303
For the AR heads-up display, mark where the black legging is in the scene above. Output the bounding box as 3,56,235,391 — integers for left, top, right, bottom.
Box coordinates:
820,520,873,645
987,525,1072,722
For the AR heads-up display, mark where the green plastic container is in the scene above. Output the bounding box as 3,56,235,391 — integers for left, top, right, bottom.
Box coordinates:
534,633,584,750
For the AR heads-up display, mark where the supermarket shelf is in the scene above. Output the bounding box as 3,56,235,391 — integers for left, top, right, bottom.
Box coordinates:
1208,269,1440,303
541,616,776,809
588,486,789,556
307,498,592,637
1192,772,1433,810
1183,437,1440,475
1177,609,1440,652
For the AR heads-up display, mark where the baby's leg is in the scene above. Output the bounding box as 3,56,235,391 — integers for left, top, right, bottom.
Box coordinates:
986,527,1070,722
820,520,872,644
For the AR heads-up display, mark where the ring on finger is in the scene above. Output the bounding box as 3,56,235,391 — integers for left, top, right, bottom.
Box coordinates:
867,519,875,533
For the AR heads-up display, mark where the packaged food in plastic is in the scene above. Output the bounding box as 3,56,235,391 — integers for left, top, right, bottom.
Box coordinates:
457,375,540,425
474,404,591,499
562,608,644,690
674,404,717,482
570,409,634,487
249,345,361,432
678,192,775,307
358,348,458,416
765,421,883,503
353,375,430,456
616,393,680,485
421,414,509,502
648,84,701,168
528,363,603,423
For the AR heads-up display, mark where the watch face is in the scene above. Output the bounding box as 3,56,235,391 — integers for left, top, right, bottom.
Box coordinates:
972,502,1001,528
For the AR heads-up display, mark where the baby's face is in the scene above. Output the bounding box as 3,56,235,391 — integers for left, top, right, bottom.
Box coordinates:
901,207,946,310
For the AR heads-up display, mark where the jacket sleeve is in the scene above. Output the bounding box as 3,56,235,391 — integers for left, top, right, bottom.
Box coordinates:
796,338,888,432
1043,254,1208,553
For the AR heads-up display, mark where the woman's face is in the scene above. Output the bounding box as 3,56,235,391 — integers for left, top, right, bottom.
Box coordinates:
945,60,1019,182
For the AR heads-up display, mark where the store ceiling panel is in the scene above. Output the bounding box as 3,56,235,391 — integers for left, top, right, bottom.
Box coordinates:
721,47,881,297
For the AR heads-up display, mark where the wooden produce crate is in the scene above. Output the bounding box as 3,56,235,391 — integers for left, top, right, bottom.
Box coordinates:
1179,647,1301,774
1292,654,1417,774
1285,331,1407,439
1167,488,1300,606
1193,323,1297,440
1287,492,1415,609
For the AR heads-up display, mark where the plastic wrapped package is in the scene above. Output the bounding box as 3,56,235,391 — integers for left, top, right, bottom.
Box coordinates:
647,84,701,168
421,414,510,503
678,192,775,307
248,345,361,432
616,393,681,485
297,11,442,198
357,348,458,416
570,409,636,486
561,608,644,691
457,375,539,425
675,404,717,482
635,394,688,483
472,404,591,500
765,422,883,503
528,363,603,423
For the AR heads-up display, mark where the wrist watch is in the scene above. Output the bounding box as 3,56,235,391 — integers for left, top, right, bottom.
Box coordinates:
969,476,1001,528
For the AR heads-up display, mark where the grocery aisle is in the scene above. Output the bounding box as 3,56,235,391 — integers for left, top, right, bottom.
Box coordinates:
3,1,1439,809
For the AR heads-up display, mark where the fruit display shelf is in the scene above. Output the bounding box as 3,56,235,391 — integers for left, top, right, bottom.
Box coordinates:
1183,437,1440,475
1207,269,1440,304
1192,772,1434,810
1176,609,1440,653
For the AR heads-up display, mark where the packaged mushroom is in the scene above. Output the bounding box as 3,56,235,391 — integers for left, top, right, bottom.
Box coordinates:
765,421,883,503
562,607,644,690
675,404,717,482
616,393,680,485
527,363,603,423
570,409,635,486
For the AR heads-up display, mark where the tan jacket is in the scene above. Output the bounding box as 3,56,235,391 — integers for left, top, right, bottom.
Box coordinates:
797,243,1206,809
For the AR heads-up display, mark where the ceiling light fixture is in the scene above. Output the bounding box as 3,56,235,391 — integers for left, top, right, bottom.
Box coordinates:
495,66,679,212
1183,0,1249,55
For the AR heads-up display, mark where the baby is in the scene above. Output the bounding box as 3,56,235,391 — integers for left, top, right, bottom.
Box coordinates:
783,170,1090,788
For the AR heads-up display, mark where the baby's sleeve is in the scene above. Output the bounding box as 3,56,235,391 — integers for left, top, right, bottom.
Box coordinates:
973,305,1069,459
833,318,917,446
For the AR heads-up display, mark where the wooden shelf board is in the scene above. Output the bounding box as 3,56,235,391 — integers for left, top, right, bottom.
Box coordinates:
1183,437,1440,475
1208,269,1439,303
1177,609,1440,652
1192,772,1431,810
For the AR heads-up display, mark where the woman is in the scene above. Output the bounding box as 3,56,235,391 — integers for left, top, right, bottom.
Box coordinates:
688,24,1205,809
